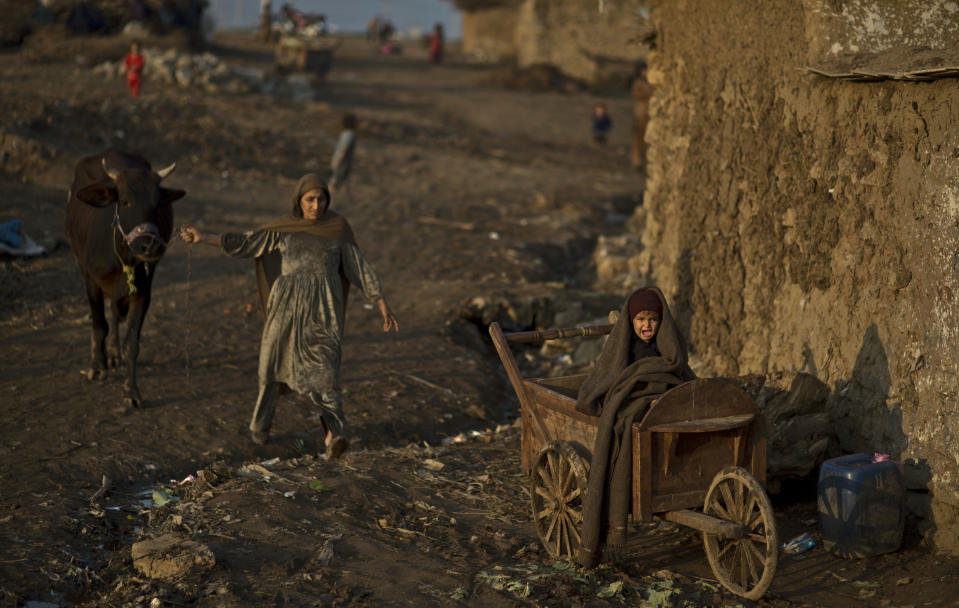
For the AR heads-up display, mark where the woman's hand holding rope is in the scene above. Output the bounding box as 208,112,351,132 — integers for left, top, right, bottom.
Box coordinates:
178,225,220,246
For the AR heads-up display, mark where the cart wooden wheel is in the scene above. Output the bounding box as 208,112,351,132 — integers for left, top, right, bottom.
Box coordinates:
529,441,588,560
702,466,778,600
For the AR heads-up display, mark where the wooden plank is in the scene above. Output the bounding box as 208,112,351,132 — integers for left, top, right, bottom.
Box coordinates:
752,436,767,483
639,378,757,430
531,374,589,392
489,323,551,452
648,413,755,433
636,430,653,521
525,382,599,426
664,510,747,539
651,490,707,513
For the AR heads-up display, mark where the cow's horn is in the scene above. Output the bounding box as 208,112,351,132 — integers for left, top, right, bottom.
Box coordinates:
156,162,176,180
101,158,119,181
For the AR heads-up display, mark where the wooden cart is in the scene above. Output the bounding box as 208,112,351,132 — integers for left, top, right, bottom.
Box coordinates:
489,321,778,600
274,36,337,79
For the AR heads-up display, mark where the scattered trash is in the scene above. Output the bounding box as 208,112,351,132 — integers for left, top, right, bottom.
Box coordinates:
896,576,912,585
781,532,815,554
488,231,500,240
422,458,445,471
0,220,47,256
640,580,678,608
596,580,624,599
151,487,178,507
309,479,332,493
316,541,334,566
283,490,296,498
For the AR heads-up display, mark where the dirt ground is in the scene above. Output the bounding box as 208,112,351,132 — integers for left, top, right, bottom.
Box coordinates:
2,29,958,608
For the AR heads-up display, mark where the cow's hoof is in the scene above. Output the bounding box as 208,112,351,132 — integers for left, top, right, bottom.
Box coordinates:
106,355,120,369
124,394,142,408
83,368,106,381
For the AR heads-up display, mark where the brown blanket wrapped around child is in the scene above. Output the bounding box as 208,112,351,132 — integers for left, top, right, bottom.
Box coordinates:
575,287,696,567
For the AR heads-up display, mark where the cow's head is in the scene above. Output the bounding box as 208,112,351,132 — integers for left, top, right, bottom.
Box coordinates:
75,158,186,262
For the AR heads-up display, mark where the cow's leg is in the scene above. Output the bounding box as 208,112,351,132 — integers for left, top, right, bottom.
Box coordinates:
84,279,108,380
122,292,151,408
106,298,124,369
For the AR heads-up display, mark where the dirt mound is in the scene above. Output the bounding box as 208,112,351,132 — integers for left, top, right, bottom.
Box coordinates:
477,62,586,93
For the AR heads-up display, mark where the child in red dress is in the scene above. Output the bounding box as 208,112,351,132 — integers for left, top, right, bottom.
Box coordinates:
124,41,144,97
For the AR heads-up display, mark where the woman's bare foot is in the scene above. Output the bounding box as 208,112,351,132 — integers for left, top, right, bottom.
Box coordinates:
326,436,349,460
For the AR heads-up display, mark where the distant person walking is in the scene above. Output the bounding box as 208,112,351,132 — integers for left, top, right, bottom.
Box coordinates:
329,113,357,198
591,103,611,145
429,23,444,64
124,40,144,97
258,0,272,43
631,60,653,171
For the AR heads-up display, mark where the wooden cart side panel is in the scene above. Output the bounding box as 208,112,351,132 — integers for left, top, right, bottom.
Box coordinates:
632,421,765,515
638,378,757,430
521,381,598,474
528,374,589,394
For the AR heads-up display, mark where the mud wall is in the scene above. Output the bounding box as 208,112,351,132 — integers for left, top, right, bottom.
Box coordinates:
635,0,959,553
461,0,647,83
461,5,518,60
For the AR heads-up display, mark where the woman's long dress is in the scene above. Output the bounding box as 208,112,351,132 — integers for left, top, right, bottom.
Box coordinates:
221,230,382,434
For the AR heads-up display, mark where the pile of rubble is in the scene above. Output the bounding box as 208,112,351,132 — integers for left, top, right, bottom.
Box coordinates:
93,47,319,101
94,47,257,94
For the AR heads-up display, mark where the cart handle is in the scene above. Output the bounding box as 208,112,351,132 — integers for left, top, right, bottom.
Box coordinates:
503,324,613,345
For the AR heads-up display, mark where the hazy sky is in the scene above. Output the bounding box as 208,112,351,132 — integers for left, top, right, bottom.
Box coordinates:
209,0,463,38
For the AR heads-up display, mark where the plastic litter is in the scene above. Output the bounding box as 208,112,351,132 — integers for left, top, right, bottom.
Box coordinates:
781,532,815,554
0,219,46,257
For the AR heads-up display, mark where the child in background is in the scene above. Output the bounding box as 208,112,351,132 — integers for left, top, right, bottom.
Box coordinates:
329,113,357,194
124,41,144,97
591,103,611,145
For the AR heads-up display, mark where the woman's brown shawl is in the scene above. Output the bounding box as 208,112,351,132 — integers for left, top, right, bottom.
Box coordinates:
253,211,356,315
575,287,696,567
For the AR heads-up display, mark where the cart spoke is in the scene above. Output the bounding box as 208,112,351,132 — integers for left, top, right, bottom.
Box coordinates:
563,486,582,503
733,482,745,521
737,544,750,587
719,482,736,519
568,507,583,524
744,538,766,573
534,484,555,501
742,540,762,585
708,497,732,522
559,512,571,557
545,510,560,542
537,465,556,495
716,538,736,559
560,463,574,495
747,532,768,544
546,452,559,486
536,506,556,521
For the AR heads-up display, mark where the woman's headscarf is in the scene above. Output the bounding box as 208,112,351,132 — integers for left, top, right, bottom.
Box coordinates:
252,174,355,315
289,172,331,217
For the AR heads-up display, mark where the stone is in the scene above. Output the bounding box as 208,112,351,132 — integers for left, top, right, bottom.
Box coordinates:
131,535,215,580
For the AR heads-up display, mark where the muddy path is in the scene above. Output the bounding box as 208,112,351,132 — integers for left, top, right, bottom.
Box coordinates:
1,31,957,608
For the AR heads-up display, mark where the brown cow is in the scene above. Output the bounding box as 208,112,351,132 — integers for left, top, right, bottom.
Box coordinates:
65,148,185,407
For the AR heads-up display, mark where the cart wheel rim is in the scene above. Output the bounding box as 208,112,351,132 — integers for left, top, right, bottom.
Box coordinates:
702,466,778,600
529,441,587,561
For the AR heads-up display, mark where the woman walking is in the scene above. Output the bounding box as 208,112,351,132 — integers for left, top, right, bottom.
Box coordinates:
179,173,398,458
